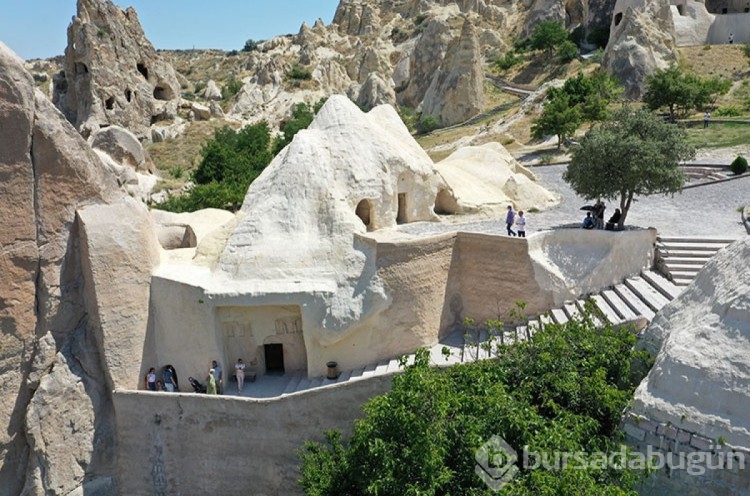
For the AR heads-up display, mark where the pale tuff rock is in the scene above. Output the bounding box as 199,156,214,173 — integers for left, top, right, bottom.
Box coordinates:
0,41,131,496
520,0,566,38
333,1,383,35
634,237,750,450
89,125,155,174
150,208,236,252
53,0,181,141
435,143,559,214
604,0,678,98
421,19,485,126
398,17,453,107
220,95,445,282
356,72,397,109
202,80,222,100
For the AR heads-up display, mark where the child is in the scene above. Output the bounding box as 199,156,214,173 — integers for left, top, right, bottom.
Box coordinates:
515,211,526,238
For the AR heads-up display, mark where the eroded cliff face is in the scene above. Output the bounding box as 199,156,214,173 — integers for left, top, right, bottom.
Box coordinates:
0,42,159,496
52,0,181,142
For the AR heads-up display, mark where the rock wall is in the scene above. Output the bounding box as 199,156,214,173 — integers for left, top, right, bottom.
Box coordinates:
113,376,395,495
0,42,156,495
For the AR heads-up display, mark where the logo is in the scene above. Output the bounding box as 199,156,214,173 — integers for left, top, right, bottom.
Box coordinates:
475,435,519,491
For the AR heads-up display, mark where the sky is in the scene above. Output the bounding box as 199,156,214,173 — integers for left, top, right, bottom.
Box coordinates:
1,1,341,60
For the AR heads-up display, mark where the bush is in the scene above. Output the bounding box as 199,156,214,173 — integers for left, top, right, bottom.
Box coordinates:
287,65,312,81
417,115,440,134
494,50,523,70
221,78,243,100
557,40,579,63
714,105,741,117
731,155,748,175
743,43,750,59
243,39,260,52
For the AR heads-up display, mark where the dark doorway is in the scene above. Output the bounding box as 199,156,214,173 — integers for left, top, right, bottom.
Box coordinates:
355,199,372,229
397,193,407,224
264,344,284,373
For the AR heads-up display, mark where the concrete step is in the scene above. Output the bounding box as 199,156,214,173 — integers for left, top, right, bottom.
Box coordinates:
386,358,401,373
550,308,569,324
672,277,693,287
659,249,716,259
375,361,389,375
613,283,655,321
349,367,365,381
601,289,638,321
336,369,352,383
575,299,602,326
657,236,735,244
563,302,580,321
661,256,712,266
361,362,378,378
527,319,541,335
625,276,671,312
539,314,554,328
662,262,704,272
590,294,622,324
641,270,682,300
669,270,702,281
307,377,325,390
282,373,303,395
295,378,312,392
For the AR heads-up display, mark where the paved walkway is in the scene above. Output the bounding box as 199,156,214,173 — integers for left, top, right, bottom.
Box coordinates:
399,164,750,239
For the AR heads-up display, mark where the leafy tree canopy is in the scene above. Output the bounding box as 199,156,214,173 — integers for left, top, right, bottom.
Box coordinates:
299,306,651,495
564,106,695,228
272,99,326,155
530,20,569,55
532,93,582,149
643,65,731,122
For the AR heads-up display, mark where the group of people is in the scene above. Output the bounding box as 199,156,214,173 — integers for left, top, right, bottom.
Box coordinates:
206,358,247,395
144,358,248,395
145,364,179,392
505,205,527,238
582,200,621,230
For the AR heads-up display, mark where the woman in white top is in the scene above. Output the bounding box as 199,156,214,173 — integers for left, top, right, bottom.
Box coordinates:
235,358,246,393
515,211,527,238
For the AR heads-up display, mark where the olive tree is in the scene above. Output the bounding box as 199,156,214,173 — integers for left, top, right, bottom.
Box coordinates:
564,107,695,229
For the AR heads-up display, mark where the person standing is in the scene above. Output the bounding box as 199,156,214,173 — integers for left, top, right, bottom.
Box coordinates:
235,358,246,394
163,365,177,392
145,367,157,391
505,205,516,236
207,369,217,395
704,111,710,129
515,210,526,238
211,360,223,394
729,33,734,44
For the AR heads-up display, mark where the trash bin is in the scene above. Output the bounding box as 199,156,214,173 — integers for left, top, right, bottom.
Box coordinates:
326,361,338,380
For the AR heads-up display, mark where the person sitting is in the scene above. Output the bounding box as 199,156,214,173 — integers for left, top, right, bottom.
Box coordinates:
582,212,595,229
606,209,622,231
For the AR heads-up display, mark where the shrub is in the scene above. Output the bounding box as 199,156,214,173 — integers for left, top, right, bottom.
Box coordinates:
731,155,748,175
417,115,440,134
743,42,750,58
221,78,243,100
286,65,312,81
557,40,579,63
494,50,523,70
242,39,260,52
714,106,741,117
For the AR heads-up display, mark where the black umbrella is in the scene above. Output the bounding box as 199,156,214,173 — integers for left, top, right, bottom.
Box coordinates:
580,205,595,211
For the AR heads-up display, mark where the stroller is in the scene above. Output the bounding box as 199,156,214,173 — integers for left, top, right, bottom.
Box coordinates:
188,376,207,394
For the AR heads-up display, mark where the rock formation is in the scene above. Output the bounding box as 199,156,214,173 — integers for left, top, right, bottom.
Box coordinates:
0,41,160,495
434,142,559,214
53,0,181,141
626,237,750,493
604,0,679,98
421,19,485,126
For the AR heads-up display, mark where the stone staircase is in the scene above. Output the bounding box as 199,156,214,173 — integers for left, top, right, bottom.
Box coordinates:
277,269,686,397
655,236,735,286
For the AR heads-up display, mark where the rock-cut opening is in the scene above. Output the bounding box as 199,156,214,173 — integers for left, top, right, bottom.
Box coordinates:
105,96,115,110
614,12,623,26
136,63,149,80
355,199,373,230
434,188,458,215
705,0,748,14
153,86,173,101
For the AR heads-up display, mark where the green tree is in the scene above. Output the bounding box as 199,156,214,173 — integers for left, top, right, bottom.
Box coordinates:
643,66,730,121
564,106,695,229
557,40,579,63
549,71,622,122
272,99,326,155
532,93,582,149
299,308,650,495
530,20,569,56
